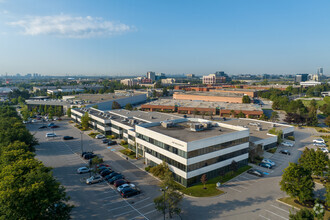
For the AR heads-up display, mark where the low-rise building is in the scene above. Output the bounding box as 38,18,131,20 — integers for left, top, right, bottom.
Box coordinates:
300,81,322,87
173,91,244,103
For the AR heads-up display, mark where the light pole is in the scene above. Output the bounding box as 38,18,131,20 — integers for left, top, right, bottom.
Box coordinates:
80,131,84,155
160,186,168,220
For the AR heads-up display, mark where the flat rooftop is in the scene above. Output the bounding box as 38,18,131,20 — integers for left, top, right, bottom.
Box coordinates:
223,118,288,142
75,93,143,103
148,120,236,142
176,91,244,97
144,99,262,111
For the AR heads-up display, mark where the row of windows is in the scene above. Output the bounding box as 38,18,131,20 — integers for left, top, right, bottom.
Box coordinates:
145,147,187,172
187,148,249,172
187,137,249,158
128,135,135,141
137,133,187,158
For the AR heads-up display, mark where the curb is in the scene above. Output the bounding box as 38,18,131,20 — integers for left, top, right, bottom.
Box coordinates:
276,199,300,211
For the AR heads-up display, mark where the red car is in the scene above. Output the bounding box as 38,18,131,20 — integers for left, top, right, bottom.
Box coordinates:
114,179,129,188
96,164,110,168
50,125,59,128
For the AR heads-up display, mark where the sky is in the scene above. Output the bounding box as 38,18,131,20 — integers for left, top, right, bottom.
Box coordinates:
0,0,330,76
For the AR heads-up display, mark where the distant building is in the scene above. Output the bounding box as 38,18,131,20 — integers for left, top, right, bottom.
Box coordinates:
203,71,230,84
321,91,330,97
300,80,322,87
295,74,309,83
186,74,195,79
317,67,323,76
161,78,176,84
147,71,156,81
120,79,138,87
155,73,166,80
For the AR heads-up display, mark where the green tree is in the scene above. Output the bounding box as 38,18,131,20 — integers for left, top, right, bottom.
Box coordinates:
259,114,268,121
325,116,330,127
230,110,236,117
326,183,330,207
298,148,328,177
92,105,98,109
162,87,169,96
154,165,183,219
270,111,279,122
237,111,246,118
289,208,314,220
125,103,133,111
81,112,90,130
280,163,314,203
112,101,121,109
242,95,251,103
66,108,71,117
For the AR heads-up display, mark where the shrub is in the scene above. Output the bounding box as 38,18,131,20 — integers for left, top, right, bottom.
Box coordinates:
121,140,127,145
145,166,151,172
149,161,169,179
287,136,295,141
110,135,117,139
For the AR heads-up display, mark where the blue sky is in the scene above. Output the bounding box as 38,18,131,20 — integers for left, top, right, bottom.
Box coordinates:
0,0,330,76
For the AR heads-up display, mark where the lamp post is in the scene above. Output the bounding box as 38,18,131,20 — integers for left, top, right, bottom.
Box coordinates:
160,186,168,220
80,131,84,154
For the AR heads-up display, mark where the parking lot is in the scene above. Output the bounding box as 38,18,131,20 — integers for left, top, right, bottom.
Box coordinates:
28,120,163,220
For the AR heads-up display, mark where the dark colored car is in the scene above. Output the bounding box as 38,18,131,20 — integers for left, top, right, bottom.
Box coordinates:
81,151,93,157
100,169,113,177
96,164,110,168
107,140,117,146
108,175,125,184
102,139,109,144
247,169,263,177
39,125,47,129
121,188,140,198
279,150,291,155
98,166,110,173
48,123,55,127
83,153,96,160
50,125,59,128
114,179,128,187
104,172,120,180
63,136,74,140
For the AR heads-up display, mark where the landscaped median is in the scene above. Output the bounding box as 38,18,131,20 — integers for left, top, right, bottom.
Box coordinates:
278,197,330,219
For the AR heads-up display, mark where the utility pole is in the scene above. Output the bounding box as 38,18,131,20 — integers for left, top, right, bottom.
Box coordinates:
160,186,168,220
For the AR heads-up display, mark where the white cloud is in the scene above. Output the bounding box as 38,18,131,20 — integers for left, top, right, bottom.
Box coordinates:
7,15,132,38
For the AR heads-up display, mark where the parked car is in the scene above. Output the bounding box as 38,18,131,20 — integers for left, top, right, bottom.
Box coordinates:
63,136,74,140
77,167,90,174
39,125,47,129
282,141,294,147
95,134,105,139
247,169,263,177
320,148,329,153
83,153,96,160
104,172,121,180
262,159,276,166
48,123,55,127
102,139,109,144
100,169,113,177
50,125,59,129
108,175,125,184
117,183,136,192
121,188,140,198
96,164,110,168
259,162,272,169
46,133,56,137
313,138,325,144
81,151,93,157
314,143,327,147
114,179,129,187
86,175,103,184
107,140,117,146
279,150,291,155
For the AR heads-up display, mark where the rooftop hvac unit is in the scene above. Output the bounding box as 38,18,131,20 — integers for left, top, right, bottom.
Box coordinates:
150,116,154,119
190,123,204,132
161,121,174,128
130,119,136,125
272,123,276,127
121,118,128,122
256,127,262,131
201,122,212,129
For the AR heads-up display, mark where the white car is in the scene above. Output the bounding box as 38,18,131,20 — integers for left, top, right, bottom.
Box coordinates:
77,167,90,174
320,148,329,153
262,159,276,166
117,183,136,192
95,134,105,139
46,133,56,137
86,175,103,184
313,138,325,144
282,141,294,147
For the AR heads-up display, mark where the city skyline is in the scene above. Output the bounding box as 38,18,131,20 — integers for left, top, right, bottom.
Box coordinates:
1,0,330,75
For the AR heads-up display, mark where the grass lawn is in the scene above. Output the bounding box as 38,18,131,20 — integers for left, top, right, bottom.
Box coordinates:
278,197,330,219
88,132,100,138
119,149,136,159
301,99,326,108
180,165,252,197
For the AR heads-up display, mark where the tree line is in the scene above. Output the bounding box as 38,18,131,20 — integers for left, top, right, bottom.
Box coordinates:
0,106,72,219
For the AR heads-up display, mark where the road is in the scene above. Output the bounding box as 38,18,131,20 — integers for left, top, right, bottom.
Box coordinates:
28,120,163,220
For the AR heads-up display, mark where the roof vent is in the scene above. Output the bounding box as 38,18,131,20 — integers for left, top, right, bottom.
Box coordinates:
256,127,262,131
161,121,174,128
189,123,204,131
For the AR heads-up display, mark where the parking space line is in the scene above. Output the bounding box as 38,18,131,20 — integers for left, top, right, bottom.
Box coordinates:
239,176,258,182
226,186,242,192
235,185,248,189
108,204,131,212
100,194,119,200
107,197,150,212
265,210,288,220
141,209,157,216
259,214,271,220
113,203,154,218
270,205,290,214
